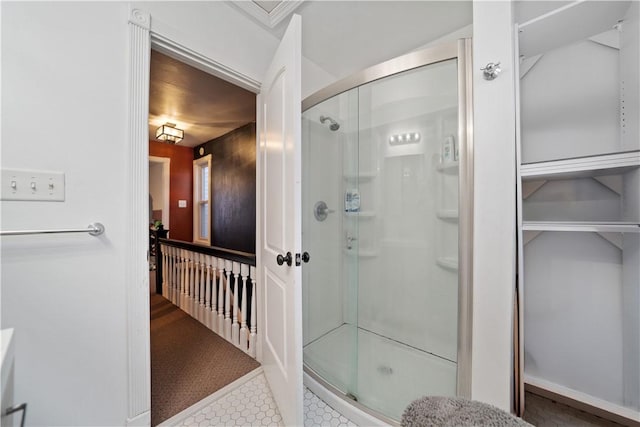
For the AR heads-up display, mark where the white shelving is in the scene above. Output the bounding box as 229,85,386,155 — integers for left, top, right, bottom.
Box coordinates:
518,1,631,58
516,1,640,423
522,221,640,233
521,150,640,180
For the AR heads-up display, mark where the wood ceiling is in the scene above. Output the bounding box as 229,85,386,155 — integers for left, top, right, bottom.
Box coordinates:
149,50,256,148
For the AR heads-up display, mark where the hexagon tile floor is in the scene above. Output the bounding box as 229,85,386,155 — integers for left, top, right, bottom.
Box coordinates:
165,370,356,427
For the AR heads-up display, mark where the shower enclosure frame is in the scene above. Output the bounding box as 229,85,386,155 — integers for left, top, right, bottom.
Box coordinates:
302,38,474,420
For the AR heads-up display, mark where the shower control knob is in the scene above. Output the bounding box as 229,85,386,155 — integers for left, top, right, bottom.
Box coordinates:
277,252,292,266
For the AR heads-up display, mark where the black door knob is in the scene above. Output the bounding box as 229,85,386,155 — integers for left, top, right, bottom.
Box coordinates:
277,252,292,266
301,252,310,263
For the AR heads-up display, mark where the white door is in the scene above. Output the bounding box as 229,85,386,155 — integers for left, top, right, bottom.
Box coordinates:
257,14,303,426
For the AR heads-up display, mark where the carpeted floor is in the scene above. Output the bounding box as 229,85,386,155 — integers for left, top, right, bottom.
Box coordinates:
150,294,260,426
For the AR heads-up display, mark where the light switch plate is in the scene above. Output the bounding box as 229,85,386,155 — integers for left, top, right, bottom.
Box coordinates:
1,169,65,201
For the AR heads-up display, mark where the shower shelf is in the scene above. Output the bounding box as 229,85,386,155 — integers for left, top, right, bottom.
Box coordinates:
436,209,458,220
344,211,376,218
343,172,377,181
522,221,640,233
436,257,458,271
436,161,458,172
342,249,378,258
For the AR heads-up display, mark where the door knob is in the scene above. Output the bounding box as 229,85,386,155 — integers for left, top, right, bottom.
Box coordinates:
302,252,310,263
277,252,292,266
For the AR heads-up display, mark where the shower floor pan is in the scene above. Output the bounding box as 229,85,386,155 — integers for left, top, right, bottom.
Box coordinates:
303,324,457,421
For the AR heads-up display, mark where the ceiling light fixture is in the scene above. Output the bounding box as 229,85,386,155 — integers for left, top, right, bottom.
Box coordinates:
156,123,184,144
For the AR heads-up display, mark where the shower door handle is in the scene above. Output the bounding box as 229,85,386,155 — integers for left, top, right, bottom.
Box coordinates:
277,252,292,266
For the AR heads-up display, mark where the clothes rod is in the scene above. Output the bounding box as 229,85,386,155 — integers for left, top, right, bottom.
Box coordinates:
0,222,105,236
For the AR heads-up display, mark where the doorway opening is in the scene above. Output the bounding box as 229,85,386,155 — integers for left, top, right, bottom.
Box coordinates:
147,47,259,425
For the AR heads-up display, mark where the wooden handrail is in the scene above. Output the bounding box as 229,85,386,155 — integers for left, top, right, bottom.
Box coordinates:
158,238,256,266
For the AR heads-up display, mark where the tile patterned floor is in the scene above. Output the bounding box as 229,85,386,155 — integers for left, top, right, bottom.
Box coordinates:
303,388,357,427
171,372,357,427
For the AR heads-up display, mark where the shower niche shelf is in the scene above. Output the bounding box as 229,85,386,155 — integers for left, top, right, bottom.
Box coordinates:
344,211,376,218
436,257,458,271
436,209,458,220
343,172,377,181
436,161,458,172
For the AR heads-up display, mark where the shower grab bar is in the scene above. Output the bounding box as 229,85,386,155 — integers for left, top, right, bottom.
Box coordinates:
0,222,105,237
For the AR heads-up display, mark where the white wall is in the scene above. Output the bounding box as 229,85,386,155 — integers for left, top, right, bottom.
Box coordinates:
1,3,130,425
0,2,282,425
471,0,517,411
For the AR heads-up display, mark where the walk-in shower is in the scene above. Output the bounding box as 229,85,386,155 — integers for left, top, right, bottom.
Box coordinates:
301,40,473,422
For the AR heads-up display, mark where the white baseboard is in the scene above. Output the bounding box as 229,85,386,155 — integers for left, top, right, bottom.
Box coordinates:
126,410,151,426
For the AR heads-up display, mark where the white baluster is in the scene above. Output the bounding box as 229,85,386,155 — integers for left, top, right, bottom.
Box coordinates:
162,245,169,297
211,257,219,333
232,262,241,347
194,252,201,320
180,249,187,309
171,247,177,304
249,265,257,357
199,254,206,323
217,257,225,334
189,250,196,315
224,259,232,340
240,263,249,352
205,255,212,329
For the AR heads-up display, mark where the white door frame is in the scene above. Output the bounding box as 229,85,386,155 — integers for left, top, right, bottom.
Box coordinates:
149,156,170,228
126,7,261,426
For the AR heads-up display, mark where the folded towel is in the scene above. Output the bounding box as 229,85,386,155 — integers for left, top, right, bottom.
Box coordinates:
402,396,532,427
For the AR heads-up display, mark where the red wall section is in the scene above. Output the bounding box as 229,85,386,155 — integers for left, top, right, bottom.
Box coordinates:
149,141,193,242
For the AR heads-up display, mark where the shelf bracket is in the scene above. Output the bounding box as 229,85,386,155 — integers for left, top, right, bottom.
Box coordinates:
593,175,623,195
522,180,547,199
588,28,621,50
519,54,543,79
523,230,543,246
596,232,623,251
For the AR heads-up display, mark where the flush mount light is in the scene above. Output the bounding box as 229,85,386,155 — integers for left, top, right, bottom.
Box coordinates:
156,123,184,144
389,132,421,146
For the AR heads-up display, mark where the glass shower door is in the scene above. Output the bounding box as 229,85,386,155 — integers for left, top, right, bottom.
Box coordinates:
302,88,359,398
354,58,460,419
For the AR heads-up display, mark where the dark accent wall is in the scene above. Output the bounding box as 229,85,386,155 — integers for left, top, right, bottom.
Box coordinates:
195,123,256,254
149,140,193,242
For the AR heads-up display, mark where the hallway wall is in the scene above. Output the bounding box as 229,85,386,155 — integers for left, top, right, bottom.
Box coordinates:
149,140,194,242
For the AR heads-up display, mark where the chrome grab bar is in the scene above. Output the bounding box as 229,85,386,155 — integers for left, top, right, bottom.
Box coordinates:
0,222,105,236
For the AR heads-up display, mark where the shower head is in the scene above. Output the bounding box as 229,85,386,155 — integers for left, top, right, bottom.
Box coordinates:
320,115,340,131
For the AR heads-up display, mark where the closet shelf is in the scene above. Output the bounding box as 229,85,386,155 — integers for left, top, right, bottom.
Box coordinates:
437,209,459,220
436,257,458,271
521,150,640,180
518,1,630,58
522,221,640,233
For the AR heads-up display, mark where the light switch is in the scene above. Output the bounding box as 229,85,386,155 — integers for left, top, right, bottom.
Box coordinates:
1,169,65,201
178,200,187,208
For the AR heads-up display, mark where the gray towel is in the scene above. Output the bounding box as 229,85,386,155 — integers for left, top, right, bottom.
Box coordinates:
401,396,533,427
